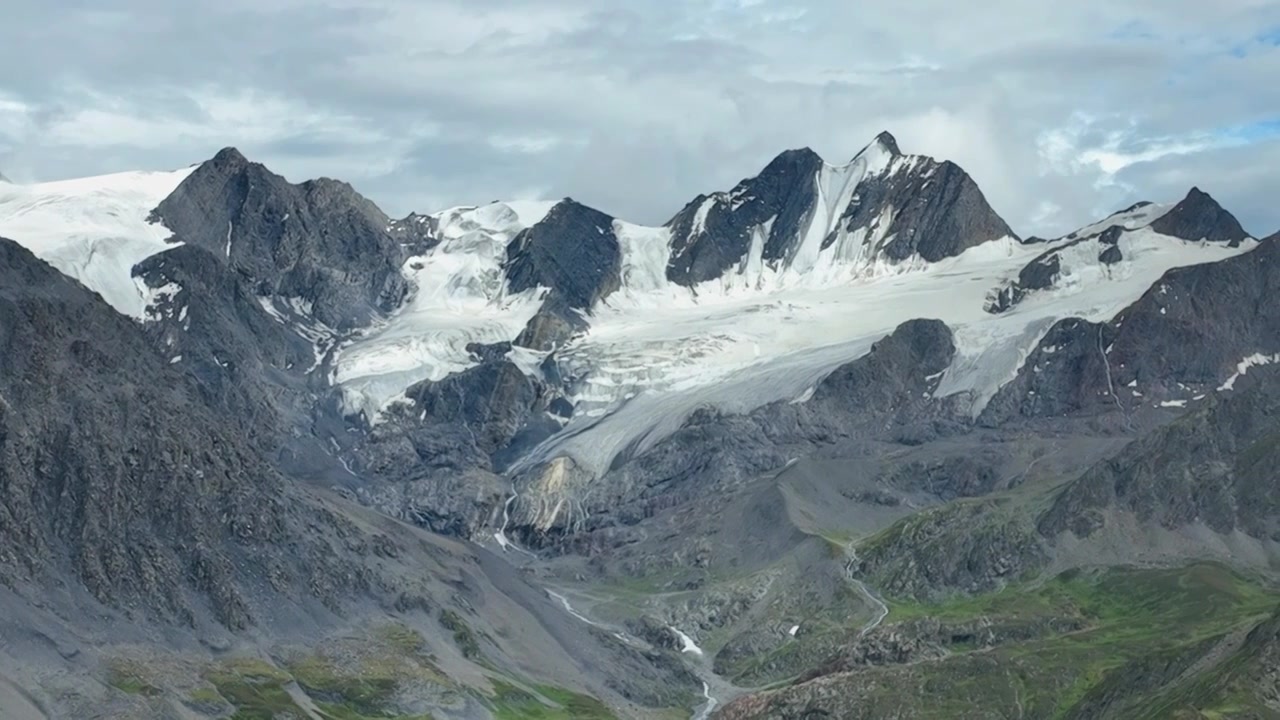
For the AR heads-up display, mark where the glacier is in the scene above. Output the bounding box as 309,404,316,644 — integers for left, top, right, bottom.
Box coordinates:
0,166,197,319
332,201,556,419
326,142,1263,479
525,229,1257,477
0,147,1262,484
330,149,1261,478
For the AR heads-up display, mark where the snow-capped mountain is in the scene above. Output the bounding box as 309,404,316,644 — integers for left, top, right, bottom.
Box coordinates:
0,132,1271,523
0,165,196,317
663,131,1015,286
319,134,1262,485
5,130,1280,720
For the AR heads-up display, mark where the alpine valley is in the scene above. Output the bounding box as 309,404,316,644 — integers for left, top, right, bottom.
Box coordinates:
2,132,1279,719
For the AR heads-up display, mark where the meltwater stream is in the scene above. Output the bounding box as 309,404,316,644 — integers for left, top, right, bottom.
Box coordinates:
492,493,724,719
491,471,898,718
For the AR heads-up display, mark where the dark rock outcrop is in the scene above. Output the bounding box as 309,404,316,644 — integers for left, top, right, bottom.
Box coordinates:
982,238,1280,425
505,199,622,349
1149,187,1251,245
665,147,825,285
131,245,317,447
0,237,289,629
1038,365,1280,539
149,147,410,331
837,151,1016,263
985,242,1067,313
664,133,1015,286
853,499,1049,600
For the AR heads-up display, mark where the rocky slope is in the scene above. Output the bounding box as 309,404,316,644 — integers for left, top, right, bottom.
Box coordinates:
0,237,699,719
149,147,417,331
0,237,290,630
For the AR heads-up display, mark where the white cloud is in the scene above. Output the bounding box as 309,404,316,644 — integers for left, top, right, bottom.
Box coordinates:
0,0,1277,237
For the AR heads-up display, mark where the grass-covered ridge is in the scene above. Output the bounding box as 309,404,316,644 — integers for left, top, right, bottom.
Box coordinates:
722,563,1280,719
100,622,617,720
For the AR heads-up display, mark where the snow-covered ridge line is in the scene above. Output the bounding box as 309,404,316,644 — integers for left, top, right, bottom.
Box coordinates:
339,160,1261,478
333,201,555,418
0,166,198,319
1063,201,1173,241
527,230,1259,477
4,146,1263,501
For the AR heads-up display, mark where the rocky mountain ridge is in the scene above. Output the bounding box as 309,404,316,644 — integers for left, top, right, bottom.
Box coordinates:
1,132,1278,719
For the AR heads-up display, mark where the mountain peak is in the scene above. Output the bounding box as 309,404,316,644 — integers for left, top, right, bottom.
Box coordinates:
149,149,407,329
870,130,902,157
1150,185,1249,245
764,147,824,170
209,146,251,169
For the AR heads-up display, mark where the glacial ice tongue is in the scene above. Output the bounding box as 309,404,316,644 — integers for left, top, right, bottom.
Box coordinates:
518,229,1258,478
333,158,1259,479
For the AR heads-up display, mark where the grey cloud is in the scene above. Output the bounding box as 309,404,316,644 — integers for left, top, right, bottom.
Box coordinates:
0,0,1277,237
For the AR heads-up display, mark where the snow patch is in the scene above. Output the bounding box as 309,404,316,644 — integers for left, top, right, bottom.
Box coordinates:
1219,353,1280,391
670,627,704,656
141,281,183,322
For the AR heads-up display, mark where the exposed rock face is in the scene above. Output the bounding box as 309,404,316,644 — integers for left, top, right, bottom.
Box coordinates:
509,319,962,546
986,242,1067,313
663,132,1015,286
1098,243,1123,264
131,245,317,449
841,154,1016,263
982,237,1280,425
1039,365,1280,539
665,147,825,285
978,317,1120,424
506,199,622,350
149,147,410,331
853,499,1049,600
1150,187,1251,245
347,341,566,536
883,455,1004,501
0,237,288,629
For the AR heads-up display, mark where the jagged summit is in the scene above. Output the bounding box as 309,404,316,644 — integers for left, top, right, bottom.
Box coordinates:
863,130,902,158
1150,185,1251,245
770,131,901,171
663,131,1016,285
149,146,407,329
209,145,250,167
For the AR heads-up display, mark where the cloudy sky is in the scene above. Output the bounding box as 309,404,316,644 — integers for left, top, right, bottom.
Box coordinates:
2,0,1278,237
